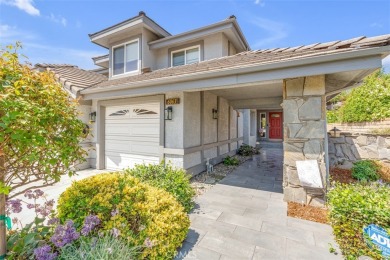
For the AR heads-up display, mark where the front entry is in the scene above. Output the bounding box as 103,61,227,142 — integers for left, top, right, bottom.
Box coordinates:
269,112,282,139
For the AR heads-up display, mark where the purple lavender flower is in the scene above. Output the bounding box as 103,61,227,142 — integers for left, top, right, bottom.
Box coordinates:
6,199,22,214
81,215,100,236
111,208,119,217
27,203,35,209
34,245,57,260
110,227,120,238
47,218,60,226
50,220,80,247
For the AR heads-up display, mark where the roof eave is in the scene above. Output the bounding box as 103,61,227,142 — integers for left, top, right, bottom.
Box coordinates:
89,15,171,48
148,18,248,51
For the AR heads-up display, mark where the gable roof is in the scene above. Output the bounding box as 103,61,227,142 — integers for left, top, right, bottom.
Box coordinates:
89,11,171,49
82,34,390,93
35,64,107,97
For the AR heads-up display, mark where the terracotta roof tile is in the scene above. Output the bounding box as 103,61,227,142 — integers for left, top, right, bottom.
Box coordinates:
35,64,107,96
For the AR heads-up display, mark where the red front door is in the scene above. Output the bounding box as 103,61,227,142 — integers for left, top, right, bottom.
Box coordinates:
269,112,282,139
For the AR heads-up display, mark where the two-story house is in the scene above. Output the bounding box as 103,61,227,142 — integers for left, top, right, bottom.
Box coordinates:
37,11,390,205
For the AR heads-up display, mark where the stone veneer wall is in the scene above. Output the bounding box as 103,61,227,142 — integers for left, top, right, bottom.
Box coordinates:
282,75,327,205
328,133,390,168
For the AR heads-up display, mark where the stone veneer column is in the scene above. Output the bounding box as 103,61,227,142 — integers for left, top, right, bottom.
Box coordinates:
282,75,327,205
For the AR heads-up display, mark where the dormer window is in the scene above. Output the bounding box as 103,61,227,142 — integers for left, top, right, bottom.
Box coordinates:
171,46,200,67
112,39,139,76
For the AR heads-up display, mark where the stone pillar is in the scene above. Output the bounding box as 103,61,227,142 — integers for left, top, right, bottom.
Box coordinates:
282,75,327,206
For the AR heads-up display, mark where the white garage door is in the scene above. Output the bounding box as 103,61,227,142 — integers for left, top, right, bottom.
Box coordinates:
105,102,160,170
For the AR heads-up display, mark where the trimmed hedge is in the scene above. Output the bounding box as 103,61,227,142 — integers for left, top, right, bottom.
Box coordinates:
124,163,195,213
327,183,390,259
57,173,190,259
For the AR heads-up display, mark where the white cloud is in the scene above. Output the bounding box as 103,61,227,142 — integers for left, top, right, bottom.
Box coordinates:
0,23,38,41
48,13,67,27
0,23,102,69
254,0,265,6
0,0,40,16
250,17,288,49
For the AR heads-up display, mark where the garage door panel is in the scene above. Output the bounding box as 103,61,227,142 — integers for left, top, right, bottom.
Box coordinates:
106,104,160,120
105,118,160,124
105,136,159,142
105,140,160,155
105,102,161,170
105,124,159,137
105,154,159,170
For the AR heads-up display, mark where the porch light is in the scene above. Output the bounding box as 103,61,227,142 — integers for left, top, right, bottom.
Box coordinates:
212,109,218,119
330,127,341,137
89,111,96,123
165,106,173,120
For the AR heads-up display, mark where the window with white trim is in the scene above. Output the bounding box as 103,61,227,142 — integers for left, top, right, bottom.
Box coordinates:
171,46,200,67
112,39,139,76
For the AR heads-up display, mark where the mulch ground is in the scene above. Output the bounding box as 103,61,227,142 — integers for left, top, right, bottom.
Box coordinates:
329,167,357,184
287,202,328,224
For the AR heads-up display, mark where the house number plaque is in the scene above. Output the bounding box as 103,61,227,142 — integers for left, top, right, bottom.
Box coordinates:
166,98,180,105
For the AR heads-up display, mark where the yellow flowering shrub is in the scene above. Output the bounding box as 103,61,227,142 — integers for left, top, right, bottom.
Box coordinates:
57,173,190,259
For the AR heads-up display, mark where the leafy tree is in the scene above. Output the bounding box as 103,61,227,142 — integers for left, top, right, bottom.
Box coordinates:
0,43,87,256
327,71,390,123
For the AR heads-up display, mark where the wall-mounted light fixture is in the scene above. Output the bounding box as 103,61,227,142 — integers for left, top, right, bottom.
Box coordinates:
236,111,240,117
165,106,173,120
212,109,218,119
89,111,96,123
330,127,341,137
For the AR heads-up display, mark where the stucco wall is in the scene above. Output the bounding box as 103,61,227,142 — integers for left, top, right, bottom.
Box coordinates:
165,91,184,149
179,91,243,174
203,92,218,144
243,109,257,146
142,28,159,70
153,33,228,70
184,92,201,148
76,104,94,170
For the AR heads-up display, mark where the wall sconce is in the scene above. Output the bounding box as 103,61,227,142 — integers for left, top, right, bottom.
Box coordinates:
165,106,173,120
236,111,240,117
212,109,218,119
89,111,96,122
330,127,341,137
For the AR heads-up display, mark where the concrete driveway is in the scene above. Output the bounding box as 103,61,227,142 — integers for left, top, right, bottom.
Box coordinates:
177,143,341,260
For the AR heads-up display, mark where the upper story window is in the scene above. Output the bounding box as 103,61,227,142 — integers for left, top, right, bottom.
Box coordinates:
112,39,139,76
171,46,200,67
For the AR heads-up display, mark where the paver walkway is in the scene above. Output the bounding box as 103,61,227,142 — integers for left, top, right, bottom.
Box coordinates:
177,142,341,260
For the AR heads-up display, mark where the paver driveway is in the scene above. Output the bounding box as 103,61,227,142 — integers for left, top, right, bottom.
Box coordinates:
177,143,341,260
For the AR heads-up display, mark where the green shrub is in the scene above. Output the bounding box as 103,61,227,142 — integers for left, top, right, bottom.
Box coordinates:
327,183,390,259
223,156,240,166
352,160,380,182
124,163,195,212
237,144,259,156
57,173,190,259
326,71,390,123
59,235,140,260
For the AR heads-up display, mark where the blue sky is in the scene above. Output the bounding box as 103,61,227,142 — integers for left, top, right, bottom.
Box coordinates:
1,0,389,71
